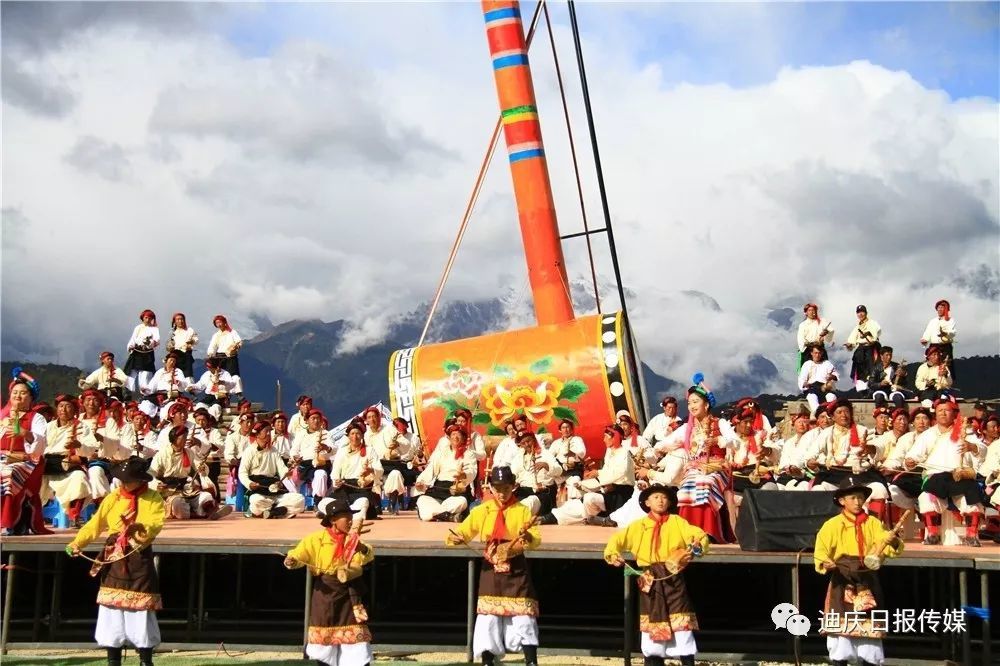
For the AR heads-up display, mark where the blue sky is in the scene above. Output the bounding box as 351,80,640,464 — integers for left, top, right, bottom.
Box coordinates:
218,2,998,100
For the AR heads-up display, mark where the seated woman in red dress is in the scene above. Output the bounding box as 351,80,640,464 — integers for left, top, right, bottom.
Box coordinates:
655,374,735,543
1,368,51,535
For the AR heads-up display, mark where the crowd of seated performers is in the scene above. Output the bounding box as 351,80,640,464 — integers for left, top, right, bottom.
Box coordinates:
5,364,996,550
796,299,961,411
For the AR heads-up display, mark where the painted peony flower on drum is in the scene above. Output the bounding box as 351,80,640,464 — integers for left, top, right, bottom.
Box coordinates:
427,356,588,434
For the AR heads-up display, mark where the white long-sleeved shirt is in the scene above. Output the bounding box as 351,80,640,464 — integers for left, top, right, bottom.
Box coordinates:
44,420,96,458
81,366,129,391
79,414,128,460
224,430,253,461
415,444,478,487
288,412,310,439
845,318,881,347
127,324,160,352
642,413,682,442
120,423,158,458
728,433,776,467
596,445,635,487
149,445,195,480
169,327,199,353
915,363,952,391
190,370,236,397
921,317,957,345
364,426,397,460
797,318,834,352
907,426,984,476
331,445,383,484
798,360,838,390
492,437,519,468
509,447,563,489
776,434,810,470
143,368,190,396
290,429,333,463
207,329,243,358
239,446,289,488
272,434,294,459
979,440,1000,484
0,412,47,456
816,424,877,467
437,431,487,461
546,435,587,472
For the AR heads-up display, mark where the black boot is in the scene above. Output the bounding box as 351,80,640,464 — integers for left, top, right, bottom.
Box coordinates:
831,661,849,666
482,650,496,666
106,647,123,666
523,644,538,666
679,656,695,666
138,647,154,666
644,657,665,666
538,513,557,525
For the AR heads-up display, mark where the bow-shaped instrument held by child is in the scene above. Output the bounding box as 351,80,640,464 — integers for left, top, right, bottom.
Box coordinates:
862,509,912,570
485,515,539,574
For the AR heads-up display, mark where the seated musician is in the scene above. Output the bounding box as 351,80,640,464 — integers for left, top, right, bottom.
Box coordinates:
905,397,986,547
547,419,587,500
142,352,190,420
512,413,550,447
772,409,813,490
206,315,244,399
727,402,778,499
878,408,920,514
78,351,128,401
287,395,312,440
330,421,383,521
509,431,562,517
541,424,634,528
805,399,889,521
643,396,682,443
617,411,654,464
492,421,520,470
289,408,332,507
188,357,236,412
224,412,254,509
868,346,910,408
651,378,735,543
79,389,128,504
915,344,952,407
978,415,1000,540
451,408,487,461
797,344,838,416
148,425,230,520
920,299,956,379
42,394,94,526
191,408,224,482
413,425,478,522
155,402,192,452
1,371,51,536
121,411,157,459
239,421,305,519
373,417,420,516
269,411,294,462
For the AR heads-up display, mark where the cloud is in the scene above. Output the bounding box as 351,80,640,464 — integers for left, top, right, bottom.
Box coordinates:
1,5,996,401
63,136,132,181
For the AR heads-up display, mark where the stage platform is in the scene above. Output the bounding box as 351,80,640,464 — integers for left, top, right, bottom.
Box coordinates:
2,514,997,665
2,512,998,566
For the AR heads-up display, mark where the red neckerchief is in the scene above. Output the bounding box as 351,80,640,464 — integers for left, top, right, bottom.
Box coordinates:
628,431,638,449
846,511,867,564
647,511,670,560
608,432,623,449
949,416,962,443
115,484,148,562
353,442,367,458
848,423,861,447
491,495,518,542
453,442,468,460
326,527,347,561
746,432,760,456
175,445,190,470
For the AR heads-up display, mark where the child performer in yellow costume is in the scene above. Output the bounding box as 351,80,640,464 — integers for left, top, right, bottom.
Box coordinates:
67,458,166,666
447,466,542,666
284,497,375,666
604,484,708,666
815,476,906,666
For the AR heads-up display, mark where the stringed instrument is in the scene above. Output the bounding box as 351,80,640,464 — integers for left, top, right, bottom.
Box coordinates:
450,467,469,496
863,509,912,570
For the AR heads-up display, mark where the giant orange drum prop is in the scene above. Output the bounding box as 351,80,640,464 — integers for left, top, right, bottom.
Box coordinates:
388,311,642,457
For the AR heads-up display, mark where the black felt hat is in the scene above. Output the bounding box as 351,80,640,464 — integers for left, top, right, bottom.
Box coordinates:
111,457,153,484
489,466,516,487
833,476,872,503
638,484,677,513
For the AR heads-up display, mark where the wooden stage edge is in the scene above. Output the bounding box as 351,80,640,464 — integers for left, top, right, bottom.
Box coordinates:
2,513,998,569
